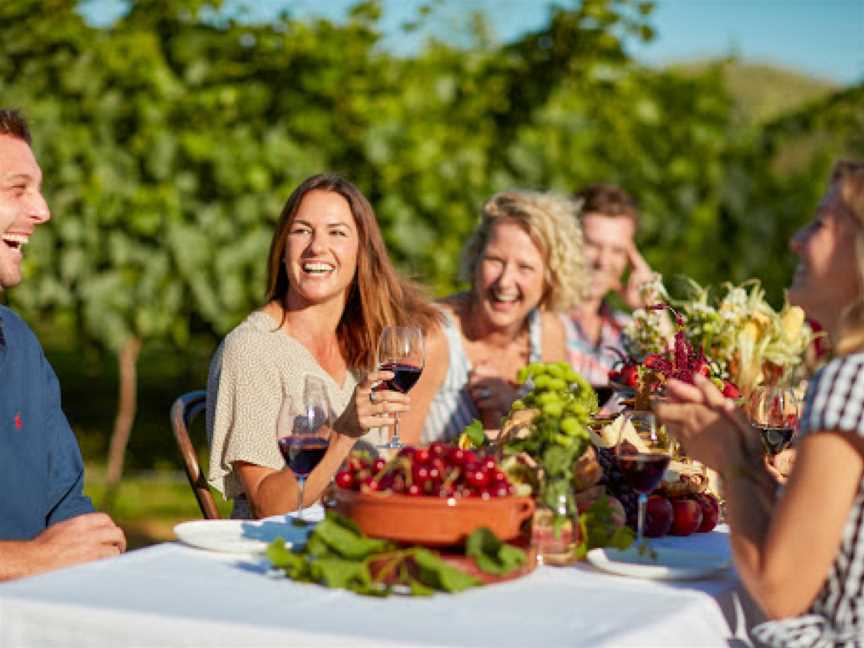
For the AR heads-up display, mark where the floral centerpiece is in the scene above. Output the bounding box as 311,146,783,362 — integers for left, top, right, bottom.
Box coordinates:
622,276,816,397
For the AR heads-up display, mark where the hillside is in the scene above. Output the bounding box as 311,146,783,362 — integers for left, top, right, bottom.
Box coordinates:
670,59,839,124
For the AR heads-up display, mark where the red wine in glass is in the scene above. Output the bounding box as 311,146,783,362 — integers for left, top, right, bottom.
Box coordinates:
278,437,330,478
748,386,800,457
616,410,668,545
378,362,423,393
753,424,795,455
376,326,425,449
617,452,671,494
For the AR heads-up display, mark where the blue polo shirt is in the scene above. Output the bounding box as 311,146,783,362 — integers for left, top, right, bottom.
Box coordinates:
0,305,94,540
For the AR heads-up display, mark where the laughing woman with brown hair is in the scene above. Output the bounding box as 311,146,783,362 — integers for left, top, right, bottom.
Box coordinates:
206,174,440,519
658,161,864,646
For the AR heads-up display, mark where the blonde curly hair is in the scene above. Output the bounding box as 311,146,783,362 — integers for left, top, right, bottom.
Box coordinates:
460,190,587,312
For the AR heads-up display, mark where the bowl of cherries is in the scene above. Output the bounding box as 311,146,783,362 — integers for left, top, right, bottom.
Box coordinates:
328,442,535,546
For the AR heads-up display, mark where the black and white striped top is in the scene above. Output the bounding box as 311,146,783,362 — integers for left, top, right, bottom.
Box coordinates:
753,352,864,647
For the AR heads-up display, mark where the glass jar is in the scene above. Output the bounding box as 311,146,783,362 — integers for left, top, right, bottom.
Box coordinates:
531,495,580,566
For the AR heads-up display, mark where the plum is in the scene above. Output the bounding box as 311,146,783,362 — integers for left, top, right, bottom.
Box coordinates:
643,495,674,537
670,498,703,536
693,493,720,532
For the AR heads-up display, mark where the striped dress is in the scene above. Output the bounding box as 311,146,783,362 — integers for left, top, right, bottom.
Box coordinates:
421,308,543,444
753,352,864,647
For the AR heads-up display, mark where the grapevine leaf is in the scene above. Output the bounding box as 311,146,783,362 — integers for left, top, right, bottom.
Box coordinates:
465,527,527,576
412,549,481,593
310,557,373,590
309,513,393,559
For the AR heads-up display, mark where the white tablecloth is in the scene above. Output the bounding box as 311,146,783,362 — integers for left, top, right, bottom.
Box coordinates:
0,525,761,647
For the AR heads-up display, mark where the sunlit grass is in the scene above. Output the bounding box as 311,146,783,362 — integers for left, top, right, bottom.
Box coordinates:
84,466,232,550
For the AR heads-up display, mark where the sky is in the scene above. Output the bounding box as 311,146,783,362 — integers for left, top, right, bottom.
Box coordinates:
83,0,864,85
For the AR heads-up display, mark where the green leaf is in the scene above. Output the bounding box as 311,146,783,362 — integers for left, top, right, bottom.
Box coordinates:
311,513,393,560
463,419,486,448
412,549,480,593
310,557,373,590
465,528,526,576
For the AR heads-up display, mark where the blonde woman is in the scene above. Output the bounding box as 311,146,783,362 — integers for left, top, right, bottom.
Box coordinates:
403,191,587,443
657,161,864,645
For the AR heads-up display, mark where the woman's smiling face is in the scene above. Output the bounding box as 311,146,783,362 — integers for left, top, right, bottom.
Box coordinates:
473,220,546,331
284,189,359,308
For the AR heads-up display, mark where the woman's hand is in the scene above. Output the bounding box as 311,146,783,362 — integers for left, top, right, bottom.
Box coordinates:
655,374,756,472
335,369,411,438
765,448,797,485
468,361,518,430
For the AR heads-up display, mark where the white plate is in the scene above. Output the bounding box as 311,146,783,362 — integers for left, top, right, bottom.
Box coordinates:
174,518,312,555
586,546,731,580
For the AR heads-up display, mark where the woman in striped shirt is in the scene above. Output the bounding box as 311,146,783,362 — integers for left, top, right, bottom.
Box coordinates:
402,191,587,444
658,160,864,646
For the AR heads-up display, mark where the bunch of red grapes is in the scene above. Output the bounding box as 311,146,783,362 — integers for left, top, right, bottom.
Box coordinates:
334,443,515,499
595,446,720,537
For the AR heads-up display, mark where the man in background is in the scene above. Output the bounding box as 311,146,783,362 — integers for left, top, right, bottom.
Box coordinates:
0,108,125,580
565,183,655,387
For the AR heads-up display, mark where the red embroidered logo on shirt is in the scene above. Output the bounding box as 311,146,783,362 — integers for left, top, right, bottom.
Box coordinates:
14,412,22,430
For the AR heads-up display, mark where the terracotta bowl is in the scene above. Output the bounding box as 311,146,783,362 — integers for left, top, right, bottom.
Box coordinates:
327,489,535,547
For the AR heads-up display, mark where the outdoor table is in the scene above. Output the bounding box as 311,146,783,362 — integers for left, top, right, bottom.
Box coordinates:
0,523,761,647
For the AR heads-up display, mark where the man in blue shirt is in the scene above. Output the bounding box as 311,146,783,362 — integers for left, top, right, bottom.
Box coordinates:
0,109,125,579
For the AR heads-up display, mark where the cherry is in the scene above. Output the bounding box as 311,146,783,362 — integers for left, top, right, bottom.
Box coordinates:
334,470,354,490
491,470,508,484
465,466,490,489
398,446,417,459
412,465,431,483
447,447,467,465
461,450,479,465
414,448,432,466
363,476,381,492
722,382,741,399
492,485,511,498
429,442,447,459
482,457,497,473
372,458,387,474
430,456,447,474
406,483,422,497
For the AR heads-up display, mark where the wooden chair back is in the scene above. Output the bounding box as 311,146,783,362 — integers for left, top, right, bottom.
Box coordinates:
170,390,221,519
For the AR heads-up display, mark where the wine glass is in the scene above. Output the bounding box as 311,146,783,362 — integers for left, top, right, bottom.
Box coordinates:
615,410,671,546
276,376,332,523
375,326,425,449
748,385,800,456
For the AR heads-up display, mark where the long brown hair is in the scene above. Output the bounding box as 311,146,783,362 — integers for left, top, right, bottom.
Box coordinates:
265,174,441,370
833,160,864,355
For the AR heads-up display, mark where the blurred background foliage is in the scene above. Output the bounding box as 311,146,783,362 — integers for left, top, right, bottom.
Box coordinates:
0,0,862,490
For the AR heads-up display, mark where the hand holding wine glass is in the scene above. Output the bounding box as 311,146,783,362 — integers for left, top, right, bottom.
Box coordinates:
615,411,671,545
748,385,800,456
375,326,424,449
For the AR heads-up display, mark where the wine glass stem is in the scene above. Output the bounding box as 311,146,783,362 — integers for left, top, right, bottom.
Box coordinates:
389,414,402,449
296,476,306,522
636,493,647,545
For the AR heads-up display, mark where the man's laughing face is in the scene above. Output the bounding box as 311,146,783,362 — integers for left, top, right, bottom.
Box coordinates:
0,134,50,290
